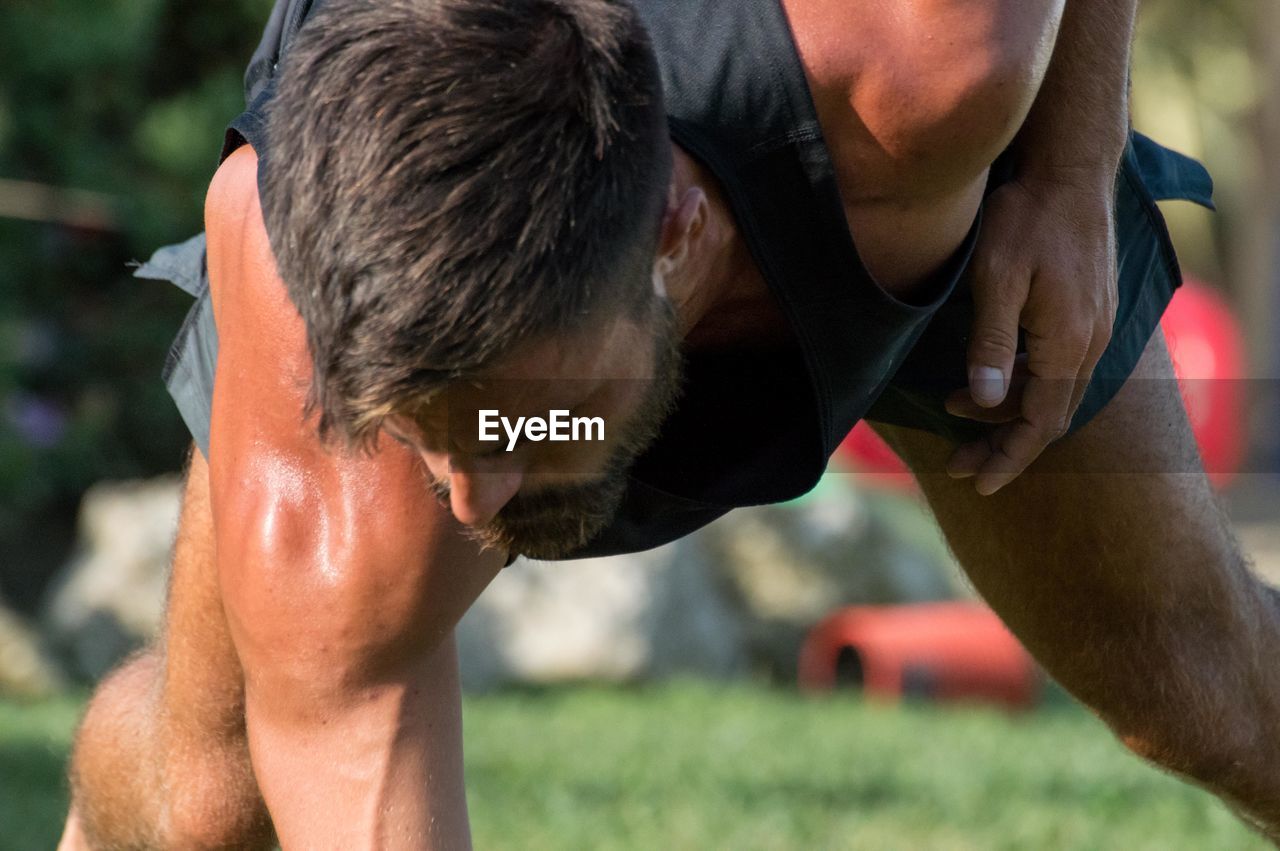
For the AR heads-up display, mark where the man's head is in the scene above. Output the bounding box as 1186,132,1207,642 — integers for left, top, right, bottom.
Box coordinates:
261,0,684,556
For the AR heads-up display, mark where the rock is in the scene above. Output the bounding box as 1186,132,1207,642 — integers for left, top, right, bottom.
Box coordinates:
456,539,748,691
1236,522,1280,589
43,477,181,681
0,592,67,697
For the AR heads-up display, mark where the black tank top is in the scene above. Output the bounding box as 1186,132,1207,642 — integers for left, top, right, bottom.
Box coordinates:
216,0,1210,560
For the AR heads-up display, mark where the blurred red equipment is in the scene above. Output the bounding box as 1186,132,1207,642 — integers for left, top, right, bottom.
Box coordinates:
798,602,1040,709
1160,277,1246,488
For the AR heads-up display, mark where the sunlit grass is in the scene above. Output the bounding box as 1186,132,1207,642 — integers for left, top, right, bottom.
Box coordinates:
0,682,1267,850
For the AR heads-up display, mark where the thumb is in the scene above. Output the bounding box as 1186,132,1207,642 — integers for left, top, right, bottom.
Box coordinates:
966,280,1023,408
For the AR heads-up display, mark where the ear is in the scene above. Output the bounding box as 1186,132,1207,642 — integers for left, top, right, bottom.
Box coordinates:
655,184,708,275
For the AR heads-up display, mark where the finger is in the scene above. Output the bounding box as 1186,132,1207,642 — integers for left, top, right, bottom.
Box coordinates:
972,371,1077,495
966,267,1026,408
945,436,994,479
972,421,1043,496
1046,261,1117,430
1064,319,1113,426
1018,319,1090,433
945,355,1032,423
1063,369,1093,434
945,388,1020,424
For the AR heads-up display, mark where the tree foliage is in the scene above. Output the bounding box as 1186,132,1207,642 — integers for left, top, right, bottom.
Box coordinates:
0,0,272,608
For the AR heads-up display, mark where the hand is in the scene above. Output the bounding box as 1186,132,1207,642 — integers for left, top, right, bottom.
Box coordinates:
946,172,1119,495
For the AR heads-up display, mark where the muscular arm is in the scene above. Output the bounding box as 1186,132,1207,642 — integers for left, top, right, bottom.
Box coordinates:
205,146,503,849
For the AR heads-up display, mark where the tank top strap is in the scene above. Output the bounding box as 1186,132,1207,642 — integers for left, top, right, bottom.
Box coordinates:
222,0,320,162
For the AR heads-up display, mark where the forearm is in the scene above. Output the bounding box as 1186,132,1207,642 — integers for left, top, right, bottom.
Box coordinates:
1012,0,1138,179
208,453,500,849
244,636,472,850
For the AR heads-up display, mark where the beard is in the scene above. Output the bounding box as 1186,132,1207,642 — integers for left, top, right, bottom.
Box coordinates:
430,304,684,560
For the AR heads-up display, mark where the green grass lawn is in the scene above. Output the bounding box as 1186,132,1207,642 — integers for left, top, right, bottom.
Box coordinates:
0,682,1268,850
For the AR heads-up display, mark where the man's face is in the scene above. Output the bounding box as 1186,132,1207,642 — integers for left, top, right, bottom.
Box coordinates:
384,299,683,559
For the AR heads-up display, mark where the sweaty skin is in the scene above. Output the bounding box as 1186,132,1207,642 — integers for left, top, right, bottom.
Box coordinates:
203,146,506,848
63,1,1280,848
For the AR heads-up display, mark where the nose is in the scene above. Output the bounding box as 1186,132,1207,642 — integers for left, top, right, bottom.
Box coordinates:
445,466,524,526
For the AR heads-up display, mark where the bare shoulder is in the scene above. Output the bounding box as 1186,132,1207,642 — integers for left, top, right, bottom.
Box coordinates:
202,145,315,497
202,144,313,449
204,144,262,275
205,144,260,229
203,146,287,326
780,0,1064,199
200,144,365,484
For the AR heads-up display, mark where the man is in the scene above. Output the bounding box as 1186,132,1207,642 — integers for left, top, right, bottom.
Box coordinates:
61,0,1279,847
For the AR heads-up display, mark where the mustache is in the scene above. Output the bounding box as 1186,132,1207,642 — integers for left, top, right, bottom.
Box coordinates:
426,466,629,559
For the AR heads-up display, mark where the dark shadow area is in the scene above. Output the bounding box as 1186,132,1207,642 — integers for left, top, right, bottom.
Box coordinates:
833,645,865,689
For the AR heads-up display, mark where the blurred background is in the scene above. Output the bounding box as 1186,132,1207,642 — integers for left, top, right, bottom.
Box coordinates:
0,0,1278,848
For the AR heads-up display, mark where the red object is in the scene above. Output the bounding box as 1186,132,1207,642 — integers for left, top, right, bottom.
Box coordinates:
836,422,913,488
798,602,1040,710
1160,278,1246,488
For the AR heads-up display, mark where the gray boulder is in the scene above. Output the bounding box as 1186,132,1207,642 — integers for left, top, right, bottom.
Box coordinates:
43,477,181,681
456,539,748,691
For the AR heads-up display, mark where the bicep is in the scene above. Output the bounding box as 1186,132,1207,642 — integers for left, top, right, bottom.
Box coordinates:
209,437,502,677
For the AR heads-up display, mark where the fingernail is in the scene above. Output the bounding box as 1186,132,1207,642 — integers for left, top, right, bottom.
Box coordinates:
969,367,1006,406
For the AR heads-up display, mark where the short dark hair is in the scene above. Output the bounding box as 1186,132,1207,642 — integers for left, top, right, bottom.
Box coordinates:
260,0,672,447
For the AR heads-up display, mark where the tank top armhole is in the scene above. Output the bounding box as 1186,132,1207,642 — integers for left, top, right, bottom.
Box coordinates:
221,127,249,164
